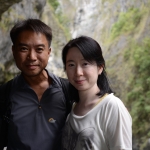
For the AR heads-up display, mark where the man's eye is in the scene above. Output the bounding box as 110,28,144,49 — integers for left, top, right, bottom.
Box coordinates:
37,48,43,52
20,47,28,51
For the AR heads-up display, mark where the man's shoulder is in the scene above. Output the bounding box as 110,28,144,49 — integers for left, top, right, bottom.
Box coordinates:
47,72,69,86
0,74,20,99
0,79,13,91
0,79,13,118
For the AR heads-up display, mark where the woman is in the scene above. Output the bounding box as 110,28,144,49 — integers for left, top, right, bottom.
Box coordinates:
61,36,132,150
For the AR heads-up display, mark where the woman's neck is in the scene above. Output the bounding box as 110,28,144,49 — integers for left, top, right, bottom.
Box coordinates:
78,86,100,105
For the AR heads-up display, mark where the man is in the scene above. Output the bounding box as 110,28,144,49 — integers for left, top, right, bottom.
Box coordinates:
0,18,73,150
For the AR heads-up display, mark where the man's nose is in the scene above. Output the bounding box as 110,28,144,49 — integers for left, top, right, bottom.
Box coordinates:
27,49,37,60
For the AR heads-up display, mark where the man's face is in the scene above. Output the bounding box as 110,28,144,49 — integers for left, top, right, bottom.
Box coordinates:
12,30,51,77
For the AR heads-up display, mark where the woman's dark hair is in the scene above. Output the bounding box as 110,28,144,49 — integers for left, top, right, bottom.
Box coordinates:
62,36,113,101
10,18,52,47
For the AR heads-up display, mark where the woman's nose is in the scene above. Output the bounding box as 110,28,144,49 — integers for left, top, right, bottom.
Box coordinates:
75,66,83,76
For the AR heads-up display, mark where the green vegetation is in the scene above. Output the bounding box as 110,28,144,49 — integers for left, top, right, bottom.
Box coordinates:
0,60,17,84
111,8,143,39
48,0,70,40
0,7,24,31
48,0,59,11
109,6,150,149
0,63,5,71
126,38,150,149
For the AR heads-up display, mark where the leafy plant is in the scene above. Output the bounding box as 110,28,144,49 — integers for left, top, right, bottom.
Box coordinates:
47,0,70,40
48,0,59,11
126,38,150,149
111,8,143,39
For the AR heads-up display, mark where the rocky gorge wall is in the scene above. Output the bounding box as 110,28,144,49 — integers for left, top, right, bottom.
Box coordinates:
58,1,150,148
58,0,150,99
0,0,69,82
0,0,48,82
0,0,150,149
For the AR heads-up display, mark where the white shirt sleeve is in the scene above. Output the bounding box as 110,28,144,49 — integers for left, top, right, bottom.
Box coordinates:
103,95,132,150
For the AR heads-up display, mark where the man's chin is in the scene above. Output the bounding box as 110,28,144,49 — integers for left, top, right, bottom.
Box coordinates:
22,71,41,77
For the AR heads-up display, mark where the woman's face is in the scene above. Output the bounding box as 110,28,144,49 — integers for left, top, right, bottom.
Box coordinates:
65,47,103,92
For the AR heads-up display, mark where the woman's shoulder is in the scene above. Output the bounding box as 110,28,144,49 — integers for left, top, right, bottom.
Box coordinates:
102,93,131,118
102,93,127,112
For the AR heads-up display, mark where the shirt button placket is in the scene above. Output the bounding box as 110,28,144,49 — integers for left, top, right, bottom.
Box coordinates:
38,104,42,109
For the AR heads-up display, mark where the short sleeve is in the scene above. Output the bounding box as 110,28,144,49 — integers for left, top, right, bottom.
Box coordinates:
102,95,132,150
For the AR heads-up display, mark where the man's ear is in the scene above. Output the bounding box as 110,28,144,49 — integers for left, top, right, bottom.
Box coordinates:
48,47,51,56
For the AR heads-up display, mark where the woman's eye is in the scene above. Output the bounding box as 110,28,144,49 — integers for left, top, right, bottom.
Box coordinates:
68,64,74,67
83,62,89,66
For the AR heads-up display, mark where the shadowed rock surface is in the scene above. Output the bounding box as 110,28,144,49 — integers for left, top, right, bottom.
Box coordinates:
0,0,21,18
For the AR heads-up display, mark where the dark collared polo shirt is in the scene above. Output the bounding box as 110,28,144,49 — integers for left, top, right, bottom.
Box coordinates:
7,72,67,150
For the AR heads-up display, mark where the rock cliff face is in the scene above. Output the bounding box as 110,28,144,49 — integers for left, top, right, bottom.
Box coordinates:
58,0,150,100
0,0,47,82
0,0,21,19
0,0,69,82
59,1,150,149
1,0,149,88
0,0,150,149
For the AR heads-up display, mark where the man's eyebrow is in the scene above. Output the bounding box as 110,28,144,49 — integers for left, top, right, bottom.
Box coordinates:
18,43,28,46
36,44,45,47
18,43,45,47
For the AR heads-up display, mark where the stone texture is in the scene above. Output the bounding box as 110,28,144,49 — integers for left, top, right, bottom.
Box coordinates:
0,0,21,19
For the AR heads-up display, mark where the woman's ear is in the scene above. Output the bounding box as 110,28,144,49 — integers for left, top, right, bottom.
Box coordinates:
12,45,15,56
98,65,103,75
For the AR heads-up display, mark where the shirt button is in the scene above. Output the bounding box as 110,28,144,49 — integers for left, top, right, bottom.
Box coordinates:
38,105,41,109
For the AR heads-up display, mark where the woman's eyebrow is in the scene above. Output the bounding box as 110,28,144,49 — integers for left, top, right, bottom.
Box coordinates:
66,60,74,63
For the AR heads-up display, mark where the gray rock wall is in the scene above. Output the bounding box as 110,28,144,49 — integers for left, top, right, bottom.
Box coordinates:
0,0,46,83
